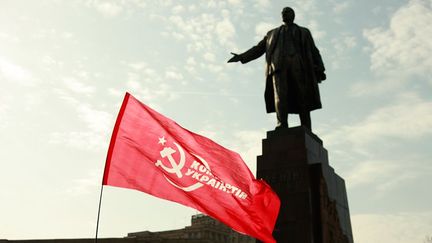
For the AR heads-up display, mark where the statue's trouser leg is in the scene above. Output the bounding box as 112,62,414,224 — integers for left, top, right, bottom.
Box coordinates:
272,72,288,128
300,111,311,130
288,55,311,130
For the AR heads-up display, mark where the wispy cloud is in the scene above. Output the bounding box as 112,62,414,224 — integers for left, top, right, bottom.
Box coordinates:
49,89,113,150
228,0,242,6
165,70,184,81
49,131,108,151
0,100,10,129
230,129,266,174
81,0,151,17
167,12,237,52
291,0,321,22
171,5,185,14
215,17,236,46
153,4,240,76
321,92,432,190
66,171,101,196
63,77,95,94
254,0,270,10
76,103,112,134
0,31,21,43
0,57,36,86
352,212,432,243
324,92,432,148
203,52,216,62
126,61,147,71
330,33,357,69
255,22,274,41
123,65,180,103
93,1,123,17
332,1,352,14
345,158,425,190
363,0,432,87
307,20,326,40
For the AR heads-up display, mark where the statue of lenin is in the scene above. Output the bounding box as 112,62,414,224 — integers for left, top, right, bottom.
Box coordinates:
228,7,326,131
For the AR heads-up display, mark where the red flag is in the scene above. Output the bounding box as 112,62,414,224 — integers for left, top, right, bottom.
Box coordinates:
103,93,280,243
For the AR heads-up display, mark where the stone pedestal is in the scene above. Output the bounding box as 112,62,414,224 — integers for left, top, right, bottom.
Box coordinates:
256,127,353,243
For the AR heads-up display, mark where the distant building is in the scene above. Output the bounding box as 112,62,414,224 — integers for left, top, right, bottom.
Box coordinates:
1,214,254,243
128,214,254,243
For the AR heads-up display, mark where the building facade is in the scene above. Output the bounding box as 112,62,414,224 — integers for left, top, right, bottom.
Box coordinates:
1,214,254,243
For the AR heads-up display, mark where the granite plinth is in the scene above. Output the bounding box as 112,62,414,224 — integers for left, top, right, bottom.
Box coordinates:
256,126,353,243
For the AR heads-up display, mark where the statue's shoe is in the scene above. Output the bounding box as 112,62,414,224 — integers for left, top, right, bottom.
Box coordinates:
275,123,288,130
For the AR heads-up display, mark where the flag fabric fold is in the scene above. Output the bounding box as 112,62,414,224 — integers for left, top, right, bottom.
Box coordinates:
103,92,280,243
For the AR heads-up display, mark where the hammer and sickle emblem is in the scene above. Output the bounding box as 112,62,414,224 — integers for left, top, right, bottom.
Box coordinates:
155,142,186,178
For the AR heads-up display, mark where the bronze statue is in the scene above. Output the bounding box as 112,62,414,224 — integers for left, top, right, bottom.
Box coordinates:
228,7,326,131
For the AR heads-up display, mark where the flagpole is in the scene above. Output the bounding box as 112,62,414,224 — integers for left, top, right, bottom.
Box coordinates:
95,184,104,243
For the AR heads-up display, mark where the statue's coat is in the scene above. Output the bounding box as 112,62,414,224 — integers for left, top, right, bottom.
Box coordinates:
239,24,325,114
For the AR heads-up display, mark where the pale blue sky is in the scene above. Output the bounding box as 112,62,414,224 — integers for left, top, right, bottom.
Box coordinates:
1,0,431,242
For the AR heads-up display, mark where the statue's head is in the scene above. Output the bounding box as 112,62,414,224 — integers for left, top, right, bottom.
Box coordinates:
282,7,295,24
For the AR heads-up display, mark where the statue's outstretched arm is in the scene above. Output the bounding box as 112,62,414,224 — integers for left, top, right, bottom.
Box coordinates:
228,37,266,64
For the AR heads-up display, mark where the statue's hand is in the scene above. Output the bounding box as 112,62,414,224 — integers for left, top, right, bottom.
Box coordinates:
227,52,241,63
317,72,326,83
320,72,326,81
314,66,326,82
